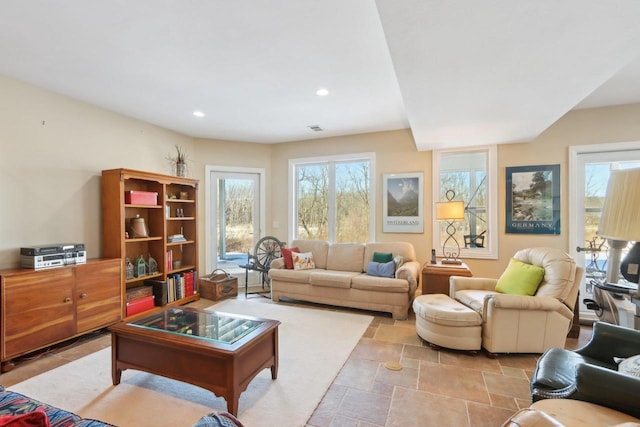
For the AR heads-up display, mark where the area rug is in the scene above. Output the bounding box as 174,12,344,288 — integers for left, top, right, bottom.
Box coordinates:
9,299,372,427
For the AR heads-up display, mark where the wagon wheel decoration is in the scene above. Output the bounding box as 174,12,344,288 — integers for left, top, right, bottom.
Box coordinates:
254,236,284,270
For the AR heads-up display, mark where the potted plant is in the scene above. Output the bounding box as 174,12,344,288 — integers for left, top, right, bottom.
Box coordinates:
168,145,187,177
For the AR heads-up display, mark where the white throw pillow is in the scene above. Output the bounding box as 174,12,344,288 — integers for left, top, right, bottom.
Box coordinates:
291,251,316,270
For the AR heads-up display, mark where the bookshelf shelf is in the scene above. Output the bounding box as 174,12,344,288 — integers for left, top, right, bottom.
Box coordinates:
102,168,200,319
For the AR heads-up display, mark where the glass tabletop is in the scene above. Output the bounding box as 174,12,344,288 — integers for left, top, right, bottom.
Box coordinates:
129,307,263,344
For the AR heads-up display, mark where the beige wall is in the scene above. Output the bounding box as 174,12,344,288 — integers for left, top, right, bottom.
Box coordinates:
2,73,640,280
0,75,194,268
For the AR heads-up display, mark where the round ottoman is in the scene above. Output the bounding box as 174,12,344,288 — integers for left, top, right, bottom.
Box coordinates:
412,294,482,351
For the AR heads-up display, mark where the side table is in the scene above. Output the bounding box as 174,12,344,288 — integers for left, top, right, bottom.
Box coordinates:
421,262,472,295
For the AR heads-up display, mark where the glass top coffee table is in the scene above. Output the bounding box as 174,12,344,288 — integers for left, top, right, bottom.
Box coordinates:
109,306,280,416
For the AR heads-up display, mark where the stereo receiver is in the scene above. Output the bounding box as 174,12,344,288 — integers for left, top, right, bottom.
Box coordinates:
20,243,86,269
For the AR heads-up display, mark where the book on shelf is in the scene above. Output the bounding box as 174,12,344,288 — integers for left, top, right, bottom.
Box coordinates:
166,249,173,271
167,234,187,243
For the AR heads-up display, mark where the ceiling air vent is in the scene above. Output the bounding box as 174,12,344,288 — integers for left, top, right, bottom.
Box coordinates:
307,125,323,132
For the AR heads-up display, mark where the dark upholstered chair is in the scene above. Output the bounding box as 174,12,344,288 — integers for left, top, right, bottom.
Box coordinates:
530,321,640,419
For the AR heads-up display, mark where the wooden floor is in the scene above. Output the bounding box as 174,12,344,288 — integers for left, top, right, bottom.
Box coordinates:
0,294,592,427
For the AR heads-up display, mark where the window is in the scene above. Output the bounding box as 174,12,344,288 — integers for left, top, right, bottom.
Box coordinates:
289,153,375,243
432,146,497,259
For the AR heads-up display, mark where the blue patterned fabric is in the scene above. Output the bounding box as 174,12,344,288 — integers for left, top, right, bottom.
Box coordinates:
191,412,244,427
0,387,113,427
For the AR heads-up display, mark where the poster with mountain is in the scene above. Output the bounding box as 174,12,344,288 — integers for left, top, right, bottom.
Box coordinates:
506,164,560,234
383,172,424,233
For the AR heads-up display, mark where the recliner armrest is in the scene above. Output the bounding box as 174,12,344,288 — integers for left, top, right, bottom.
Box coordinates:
449,276,497,295
575,321,640,364
485,294,565,311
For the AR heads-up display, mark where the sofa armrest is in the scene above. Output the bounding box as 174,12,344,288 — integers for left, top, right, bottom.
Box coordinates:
449,276,497,295
396,261,420,296
538,363,640,419
575,321,640,363
270,257,285,269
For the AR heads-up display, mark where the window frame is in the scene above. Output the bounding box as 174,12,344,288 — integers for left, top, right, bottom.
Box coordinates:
432,145,498,260
288,152,376,243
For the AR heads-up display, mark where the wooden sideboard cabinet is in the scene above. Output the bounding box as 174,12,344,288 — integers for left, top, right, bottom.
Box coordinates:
0,258,121,372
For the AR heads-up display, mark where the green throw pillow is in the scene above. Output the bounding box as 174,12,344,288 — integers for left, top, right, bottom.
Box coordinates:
495,258,545,296
372,251,393,263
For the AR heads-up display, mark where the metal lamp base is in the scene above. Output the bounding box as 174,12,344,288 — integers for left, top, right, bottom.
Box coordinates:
441,259,462,265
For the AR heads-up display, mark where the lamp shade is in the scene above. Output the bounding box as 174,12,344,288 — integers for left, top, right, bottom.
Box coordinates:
436,200,465,221
597,168,640,242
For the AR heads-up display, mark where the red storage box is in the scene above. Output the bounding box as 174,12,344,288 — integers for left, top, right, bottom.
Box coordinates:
125,190,158,206
126,295,155,316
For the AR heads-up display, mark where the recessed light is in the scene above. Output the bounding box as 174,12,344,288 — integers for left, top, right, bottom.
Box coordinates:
316,88,329,97
193,111,205,118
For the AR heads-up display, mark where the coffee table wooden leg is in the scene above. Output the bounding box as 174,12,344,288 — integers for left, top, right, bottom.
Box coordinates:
228,394,239,417
271,328,279,379
112,366,122,385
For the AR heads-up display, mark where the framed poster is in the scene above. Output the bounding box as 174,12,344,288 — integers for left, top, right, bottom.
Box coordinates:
383,172,424,233
506,164,560,234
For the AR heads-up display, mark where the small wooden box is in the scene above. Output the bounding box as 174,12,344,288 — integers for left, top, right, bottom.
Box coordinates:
198,270,238,301
126,285,153,302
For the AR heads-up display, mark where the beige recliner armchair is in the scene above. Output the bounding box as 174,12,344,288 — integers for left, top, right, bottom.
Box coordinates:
450,247,583,356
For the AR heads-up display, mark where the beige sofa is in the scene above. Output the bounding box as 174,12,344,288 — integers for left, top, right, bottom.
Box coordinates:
269,240,420,319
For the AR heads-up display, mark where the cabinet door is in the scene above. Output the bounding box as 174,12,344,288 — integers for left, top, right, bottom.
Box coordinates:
75,260,122,332
2,269,75,360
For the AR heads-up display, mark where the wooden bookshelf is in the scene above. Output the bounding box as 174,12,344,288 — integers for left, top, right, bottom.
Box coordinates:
101,168,200,319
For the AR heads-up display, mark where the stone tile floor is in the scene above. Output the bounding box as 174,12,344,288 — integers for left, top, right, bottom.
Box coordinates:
0,294,592,427
306,308,591,427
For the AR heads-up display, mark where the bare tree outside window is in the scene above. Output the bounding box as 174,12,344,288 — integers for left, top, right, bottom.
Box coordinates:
295,157,372,243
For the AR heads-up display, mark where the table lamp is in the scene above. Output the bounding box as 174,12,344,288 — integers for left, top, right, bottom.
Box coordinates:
596,168,640,284
436,190,465,265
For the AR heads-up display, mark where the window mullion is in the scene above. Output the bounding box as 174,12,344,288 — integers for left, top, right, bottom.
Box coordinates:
328,162,337,242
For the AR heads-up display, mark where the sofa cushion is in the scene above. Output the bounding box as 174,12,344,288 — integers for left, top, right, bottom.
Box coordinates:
495,258,545,296
454,289,497,315
0,411,50,427
291,240,330,269
292,251,316,270
372,251,393,263
326,243,365,272
269,268,314,283
309,271,359,288
362,242,416,272
366,261,396,278
351,274,409,293
280,246,299,269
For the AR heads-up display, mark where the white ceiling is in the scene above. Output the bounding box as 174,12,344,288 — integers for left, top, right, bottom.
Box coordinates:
1,1,640,151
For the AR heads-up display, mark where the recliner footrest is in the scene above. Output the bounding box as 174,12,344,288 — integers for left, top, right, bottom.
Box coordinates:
412,294,481,351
